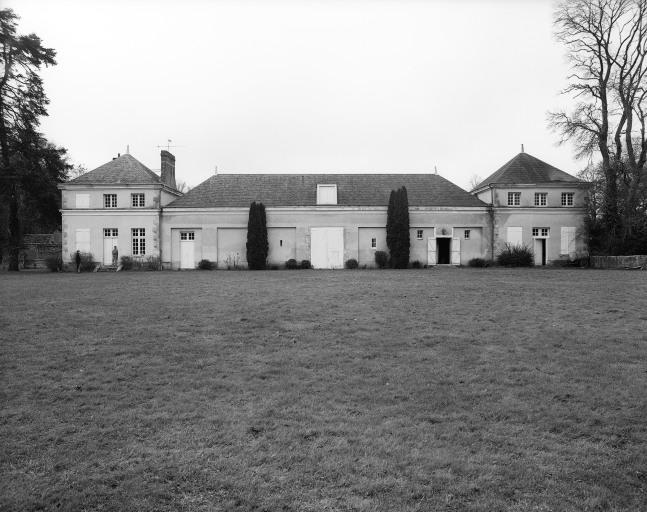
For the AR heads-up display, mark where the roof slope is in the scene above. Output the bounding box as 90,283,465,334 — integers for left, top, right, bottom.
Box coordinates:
475,153,581,189
68,154,162,185
167,173,486,208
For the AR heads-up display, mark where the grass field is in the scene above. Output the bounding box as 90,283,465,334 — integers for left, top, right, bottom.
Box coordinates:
1,268,646,511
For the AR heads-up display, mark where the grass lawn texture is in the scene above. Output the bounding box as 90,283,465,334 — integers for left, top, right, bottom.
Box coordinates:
1,268,646,511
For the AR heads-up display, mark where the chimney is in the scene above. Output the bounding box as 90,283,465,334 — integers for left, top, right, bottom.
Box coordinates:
160,150,177,189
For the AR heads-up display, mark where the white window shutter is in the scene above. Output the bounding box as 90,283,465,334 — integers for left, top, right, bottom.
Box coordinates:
507,227,522,246
75,229,90,253
427,237,437,265
451,237,461,265
75,193,89,208
561,227,576,257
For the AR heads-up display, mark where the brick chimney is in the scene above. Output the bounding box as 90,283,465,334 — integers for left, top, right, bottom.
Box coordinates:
160,150,177,189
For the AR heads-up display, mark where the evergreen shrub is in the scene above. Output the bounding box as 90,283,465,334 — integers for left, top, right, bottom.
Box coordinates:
198,259,214,270
286,258,298,269
345,258,359,269
468,258,492,267
300,260,312,269
410,260,422,269
375,251,389,268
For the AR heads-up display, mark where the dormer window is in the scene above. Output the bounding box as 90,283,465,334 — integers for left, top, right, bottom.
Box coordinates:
317,184,337,205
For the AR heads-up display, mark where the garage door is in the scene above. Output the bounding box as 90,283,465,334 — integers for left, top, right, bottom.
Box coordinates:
311,227,344,269
217,228,246,268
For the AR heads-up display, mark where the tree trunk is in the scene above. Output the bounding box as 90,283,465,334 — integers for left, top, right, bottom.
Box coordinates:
8,182,20,271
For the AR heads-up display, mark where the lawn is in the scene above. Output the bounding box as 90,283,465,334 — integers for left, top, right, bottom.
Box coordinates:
0,268,646,511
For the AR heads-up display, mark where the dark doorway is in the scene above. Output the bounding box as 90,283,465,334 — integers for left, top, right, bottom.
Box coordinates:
539,239,546,266
437,238,451,264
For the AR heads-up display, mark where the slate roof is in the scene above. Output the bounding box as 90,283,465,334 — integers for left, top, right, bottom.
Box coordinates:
68,154,162,185
167,174,486,208
474,152,581,189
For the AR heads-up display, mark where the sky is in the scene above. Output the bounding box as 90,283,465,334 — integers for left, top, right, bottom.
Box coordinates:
6,0,583,190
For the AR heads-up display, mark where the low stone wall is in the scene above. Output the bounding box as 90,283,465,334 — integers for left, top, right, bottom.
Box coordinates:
591,255,647,269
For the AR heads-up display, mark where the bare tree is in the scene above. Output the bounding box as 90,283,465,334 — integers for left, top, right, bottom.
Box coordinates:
175,180,191,193
468,174,483,191
550,0,647,249
67,164,87,180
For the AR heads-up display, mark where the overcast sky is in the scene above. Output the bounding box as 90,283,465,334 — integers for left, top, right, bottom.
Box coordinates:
7,0,582,190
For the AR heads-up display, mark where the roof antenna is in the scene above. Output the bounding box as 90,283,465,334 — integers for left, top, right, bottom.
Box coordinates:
126,144,130,155
214,165,218,175
156,138,182,152
521,143,525,153
434,165,438,175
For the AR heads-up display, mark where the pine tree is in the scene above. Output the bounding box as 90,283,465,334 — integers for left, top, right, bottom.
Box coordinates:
246,202,268,270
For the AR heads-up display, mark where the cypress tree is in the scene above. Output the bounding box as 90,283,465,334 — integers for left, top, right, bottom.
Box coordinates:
386,187,410,268
394,187,410,268
386,189,396,265
246,202,268,270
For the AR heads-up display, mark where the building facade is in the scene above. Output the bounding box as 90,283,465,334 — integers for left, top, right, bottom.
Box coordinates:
60,151,588,269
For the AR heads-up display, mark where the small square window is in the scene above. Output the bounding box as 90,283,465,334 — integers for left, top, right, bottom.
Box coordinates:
532,227,549,238
507,192,521,206
464,229,470,240
104,194,117,208
131,193,145,207
371,238,377,249
534,193,547,206
103,228,118,237
561,192,574,206
416,229,423,240
180,231,195,241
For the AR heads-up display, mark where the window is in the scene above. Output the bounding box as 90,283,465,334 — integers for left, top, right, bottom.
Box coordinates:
104,194,117,208
180,231,194,241
507,192,521,206
103,228,118,237
132,228,146,255
75,193,89,208
317,184,337,205
532,227,550,238
534,192,547,206
371,238,377,248
464,229,470,240
131,193,145,207
416,229,423,240
279,239,283,247
561,192,574,206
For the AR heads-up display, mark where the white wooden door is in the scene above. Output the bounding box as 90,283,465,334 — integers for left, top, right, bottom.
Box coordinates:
103,238,118,264
451,237,461,265
427,237,437,265
180,231,195,269
311,227,344,269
